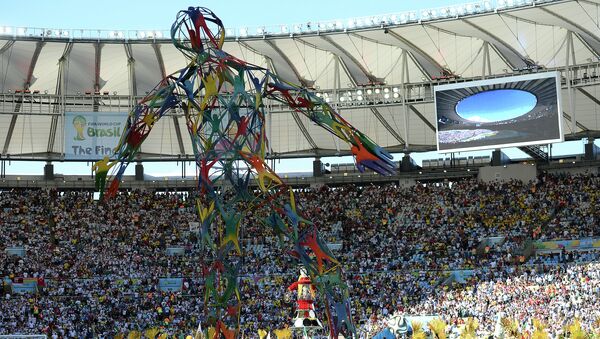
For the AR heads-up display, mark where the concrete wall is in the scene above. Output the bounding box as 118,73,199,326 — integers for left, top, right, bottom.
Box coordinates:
478,163,537,183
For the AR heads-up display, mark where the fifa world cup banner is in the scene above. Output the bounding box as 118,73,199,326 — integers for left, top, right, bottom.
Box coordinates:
64,112,127,160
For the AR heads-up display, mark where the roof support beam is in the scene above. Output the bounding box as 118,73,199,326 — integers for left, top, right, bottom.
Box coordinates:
259,49,319,151
333,54,359,87
369,107,405,145
382,29,445,80
318,35,379,85
290,110,319,150
94,43,103,92
25,41,45,90
2,113,18,156
0,40,14,55
264,40,310,87
409,105,436,132
462,19,532,70
562,110,590,132
565,31,577,135
6,40,45,156
482,42,492,78
152,43,185,156
537,7,600,58
151,43,166,79
92,42,103,112
124,44,137,100
47,42,73,155
573,88,600,131
577,87,600,111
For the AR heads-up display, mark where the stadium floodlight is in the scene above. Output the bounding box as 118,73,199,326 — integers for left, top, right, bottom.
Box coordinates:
409,12,417,21
318,23,327,31
357,95,363,101
366,89,373,95
384,93,390,99
393,92,400,99
340,96,345,102
325,97,330,103
383,88,390,93
256,27,265,35
393,87,399,93
390,14,399,24
399,14,408,24
421,10,431,20
356,90,363,95
239,28,248,37
374,88,381,94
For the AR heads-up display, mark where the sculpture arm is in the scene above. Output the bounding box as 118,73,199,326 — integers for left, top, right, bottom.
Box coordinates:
264,77,396,175
99,75,184,198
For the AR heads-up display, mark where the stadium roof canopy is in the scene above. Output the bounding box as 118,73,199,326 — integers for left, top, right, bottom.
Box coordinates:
1,0,600,161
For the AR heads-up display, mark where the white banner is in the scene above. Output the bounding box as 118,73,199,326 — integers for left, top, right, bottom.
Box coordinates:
64,112,127,160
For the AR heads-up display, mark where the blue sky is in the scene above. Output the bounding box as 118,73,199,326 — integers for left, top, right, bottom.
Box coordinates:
0,0,591,176
1,1,474,31
456,90,538,123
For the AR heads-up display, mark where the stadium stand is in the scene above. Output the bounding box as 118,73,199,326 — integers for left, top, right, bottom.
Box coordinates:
1,173,600,337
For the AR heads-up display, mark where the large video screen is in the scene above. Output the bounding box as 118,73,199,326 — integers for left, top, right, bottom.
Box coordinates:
434,72,563,152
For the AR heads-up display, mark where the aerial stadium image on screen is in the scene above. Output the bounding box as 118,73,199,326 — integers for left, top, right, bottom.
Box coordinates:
4,0,600,338
435,72,563,152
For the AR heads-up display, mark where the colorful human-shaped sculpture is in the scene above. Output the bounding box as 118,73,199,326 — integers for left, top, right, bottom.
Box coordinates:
94,6,395,338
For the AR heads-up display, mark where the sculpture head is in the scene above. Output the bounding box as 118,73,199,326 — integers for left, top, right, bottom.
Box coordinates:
171,6,225,59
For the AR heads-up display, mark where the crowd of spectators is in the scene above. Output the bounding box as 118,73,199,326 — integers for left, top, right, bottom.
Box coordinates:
0,173,599,337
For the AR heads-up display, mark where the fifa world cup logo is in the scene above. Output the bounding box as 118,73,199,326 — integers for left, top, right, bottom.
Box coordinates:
72,115,86,141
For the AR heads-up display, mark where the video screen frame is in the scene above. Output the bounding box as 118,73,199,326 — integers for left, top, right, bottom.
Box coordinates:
434,71,563,153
